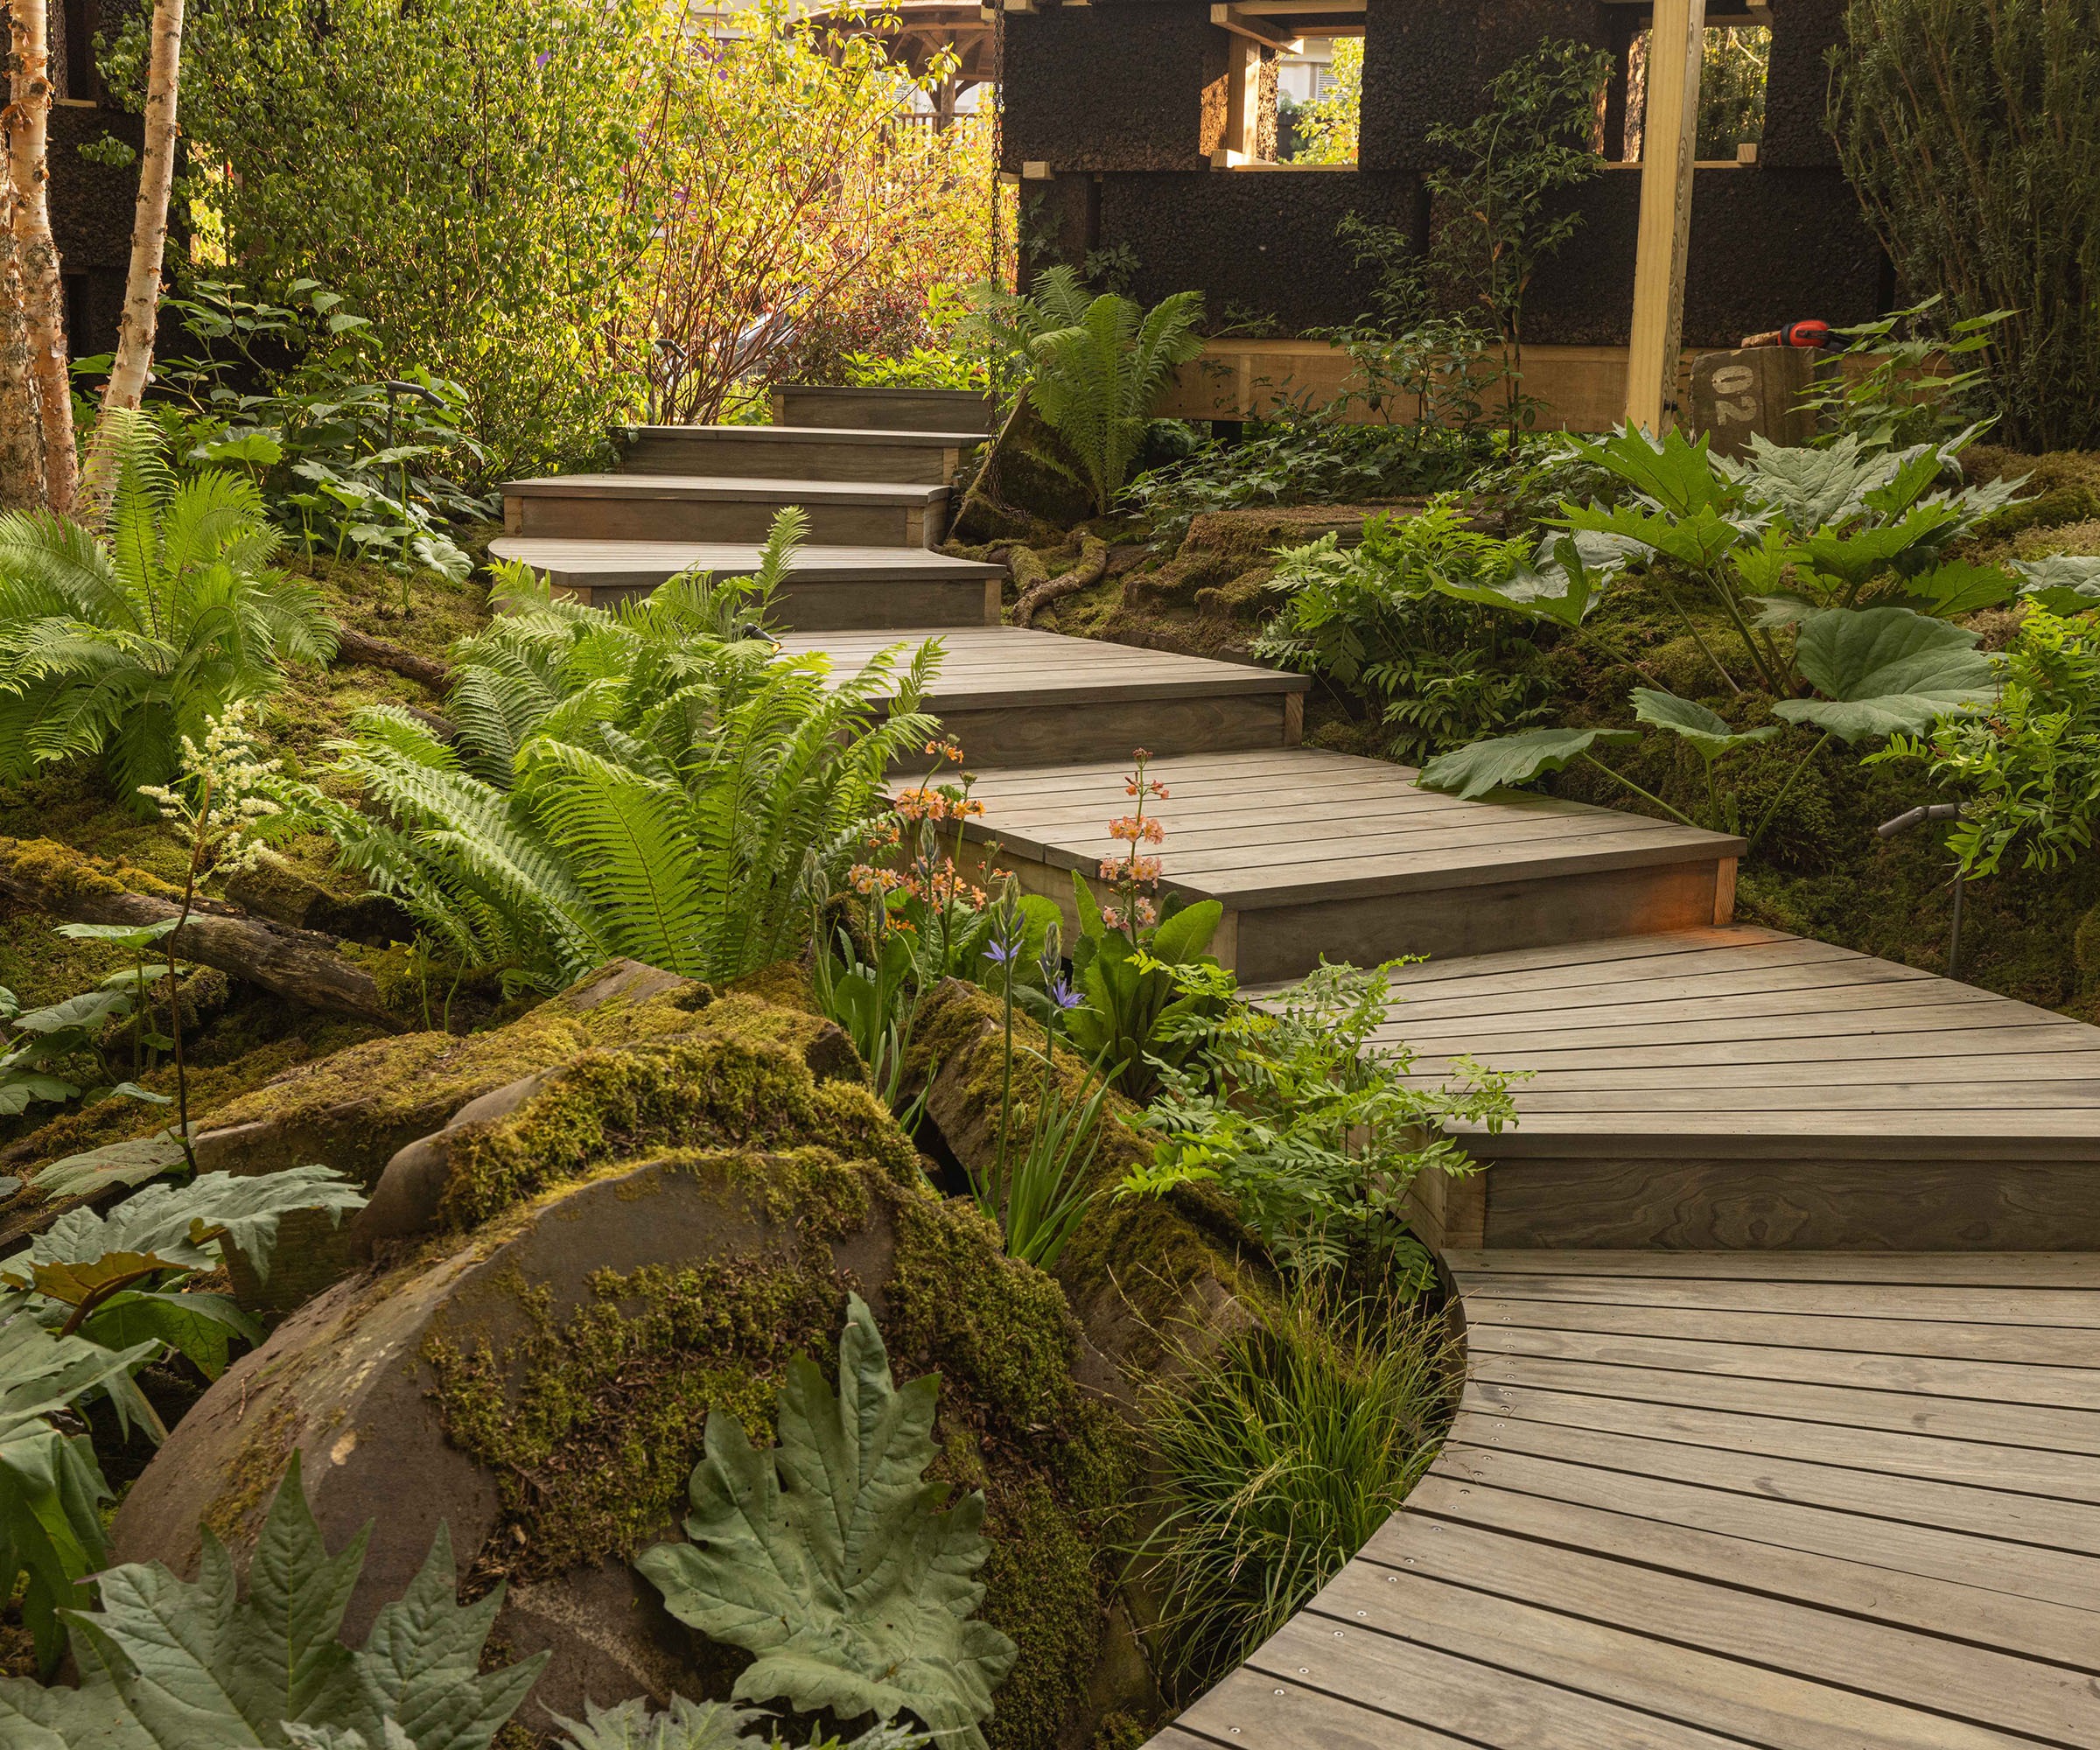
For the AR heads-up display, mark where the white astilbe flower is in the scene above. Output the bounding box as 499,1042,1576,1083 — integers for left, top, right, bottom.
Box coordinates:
136,699,309,876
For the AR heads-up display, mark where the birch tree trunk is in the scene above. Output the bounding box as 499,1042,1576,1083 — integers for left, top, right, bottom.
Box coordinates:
4,0,76,515
0,164,46,509
80,0,182,516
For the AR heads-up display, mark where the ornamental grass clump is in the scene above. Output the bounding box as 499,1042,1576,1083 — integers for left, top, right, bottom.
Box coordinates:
1140,1282,1460,1698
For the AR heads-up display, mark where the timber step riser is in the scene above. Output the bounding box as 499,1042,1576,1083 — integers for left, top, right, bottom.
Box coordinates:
503,495,945,550
771,384,995,432
615,430,976,486
544,576,1003,629
891,693,1302,772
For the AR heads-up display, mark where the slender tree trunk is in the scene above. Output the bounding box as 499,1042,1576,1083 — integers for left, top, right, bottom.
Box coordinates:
4,0,76,515
0,170,45,508
80,0,182,515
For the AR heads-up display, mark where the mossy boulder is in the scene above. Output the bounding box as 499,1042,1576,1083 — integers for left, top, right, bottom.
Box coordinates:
1121,504,1413,618
112,980,1140,1748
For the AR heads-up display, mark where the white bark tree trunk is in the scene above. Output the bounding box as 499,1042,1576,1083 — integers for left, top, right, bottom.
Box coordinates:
4,0,77,515
80,0,182,517
0,160,46,509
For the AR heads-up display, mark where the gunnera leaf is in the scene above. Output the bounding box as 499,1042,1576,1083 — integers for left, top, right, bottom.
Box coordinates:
550,1695,772,1750
635,1294,1017,1750
0,1452,547,1748
1417,726,1640,801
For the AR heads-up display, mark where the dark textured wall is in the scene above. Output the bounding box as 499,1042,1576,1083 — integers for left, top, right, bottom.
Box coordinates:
1522,167,1881,346
1099,170,1422,332
1001,4,1228,172
1361,0,1612,170
1760,0,1846,167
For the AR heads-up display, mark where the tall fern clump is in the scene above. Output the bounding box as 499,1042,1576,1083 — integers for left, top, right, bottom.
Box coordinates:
320,511,942,990
0,412,336,804
1021,267,1205,516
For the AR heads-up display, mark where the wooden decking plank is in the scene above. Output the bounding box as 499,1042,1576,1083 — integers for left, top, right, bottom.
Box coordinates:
1354,1516,2100,1741
1458,1270,2100,1326
1470,1369,2100,1495
503,471,949,503
1469,1322,2100,1408
1371,937,1876,1003
1404,1050,2100,1093
1484,1079,2100,1114
1369,925,1795,986
1172,1668,1502,1750
1388,998,2050,1058
1465,1294,2100,1365
1230,1617,1749,1750
1400,1023,2100,1075
1466,1106,2100,1138
1306,1564,2034,1750
1387,958,1936,1025
1437,1435,2100,1615
1393,978,2012,1040
1083,804,1704,861
1450,1252,2100,1286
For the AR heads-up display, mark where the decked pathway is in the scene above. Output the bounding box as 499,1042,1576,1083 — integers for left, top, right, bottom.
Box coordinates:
1160,1252,2100,1750
497,386,2100,1750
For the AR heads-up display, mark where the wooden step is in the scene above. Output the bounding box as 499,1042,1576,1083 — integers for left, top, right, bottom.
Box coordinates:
500,474,948,548
948,746,1743,984
486,538,1004,629
771,383,995,433
775,626,1308,767
612,424,983,486
1330,925,2100,1252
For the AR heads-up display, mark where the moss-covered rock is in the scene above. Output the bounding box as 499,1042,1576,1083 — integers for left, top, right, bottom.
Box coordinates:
112,977,1131,1747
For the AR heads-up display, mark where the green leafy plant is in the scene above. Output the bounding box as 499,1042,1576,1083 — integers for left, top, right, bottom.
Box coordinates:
1875,606,2100,878
0,1451,546,1746
1139,1281,1460,1696
1832,0,2100,449
0,934,177,1119
636,1294,1016,1750
1394,38,1616,436
1793,298,2012,454
136,279,490,587
318,514,941,990
1121,961,1517,1277
0,1298,155,1673
1006,266,1206,515
552,1698,920,1750
1252,505,1558,762
1059,753,1226,1102
0,413,336,802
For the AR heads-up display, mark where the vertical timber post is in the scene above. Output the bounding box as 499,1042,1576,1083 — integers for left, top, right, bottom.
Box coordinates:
1623,0,1704,434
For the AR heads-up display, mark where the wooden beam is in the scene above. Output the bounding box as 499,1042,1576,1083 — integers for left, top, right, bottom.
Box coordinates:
1210,4,1299,50
1623,0,1705,433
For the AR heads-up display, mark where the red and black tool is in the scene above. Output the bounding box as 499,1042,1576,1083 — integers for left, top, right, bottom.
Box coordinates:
1738,318,1836,350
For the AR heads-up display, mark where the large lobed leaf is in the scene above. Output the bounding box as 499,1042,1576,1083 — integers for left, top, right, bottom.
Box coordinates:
0,1452,547,1748
1417,725,1639,801
637,1295,1015,1750
1629,690,1778,765
1774,607,2002,743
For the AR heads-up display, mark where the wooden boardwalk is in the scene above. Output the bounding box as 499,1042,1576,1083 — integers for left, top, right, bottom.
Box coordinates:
499,388,2100,1750
1160,1252,2100,1750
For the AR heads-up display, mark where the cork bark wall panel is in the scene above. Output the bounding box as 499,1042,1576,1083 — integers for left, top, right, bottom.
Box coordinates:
1001,4,1226,172
1520,168,1881,346
1099,171,1422,332
1760,0,1846,168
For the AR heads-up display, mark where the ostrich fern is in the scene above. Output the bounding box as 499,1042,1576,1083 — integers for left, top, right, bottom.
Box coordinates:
1023,269,1206,515
0,413,335,805
322,512,942,989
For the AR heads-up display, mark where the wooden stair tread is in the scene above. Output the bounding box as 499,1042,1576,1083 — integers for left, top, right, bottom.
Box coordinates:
501,472,948,505
487,537,1002,583
613,422,986,446
776,626,1309,709
956,746,1738,906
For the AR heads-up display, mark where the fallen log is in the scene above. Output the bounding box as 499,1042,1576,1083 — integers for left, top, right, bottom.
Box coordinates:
1014,534,1110,626
0,837,402,1029
331,625,452,696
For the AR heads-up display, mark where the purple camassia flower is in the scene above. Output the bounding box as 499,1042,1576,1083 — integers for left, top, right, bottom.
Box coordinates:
1047,976,1082,1012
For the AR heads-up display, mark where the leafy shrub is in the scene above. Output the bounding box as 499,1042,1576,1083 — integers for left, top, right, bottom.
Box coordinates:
1833,0,2100,450
1121,962,1516,1278
554,1698,919,1750
638,1294,1015,1750
318,515,938,990
1008,268,1206,516
1285,38,1362,164
1876,606,2100,878
0,1452,545,1745
0,414,336,802
1252,504,1558,762
141,279,490,579
1140,1283,1459,1697
156,0,658,480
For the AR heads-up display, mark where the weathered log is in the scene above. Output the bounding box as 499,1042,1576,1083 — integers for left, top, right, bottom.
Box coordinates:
1015,533,1110,627
0,836,400,1028
331,624,452,696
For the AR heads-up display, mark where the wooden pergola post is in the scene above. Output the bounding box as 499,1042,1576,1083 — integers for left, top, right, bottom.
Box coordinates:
1623,0,1705,434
